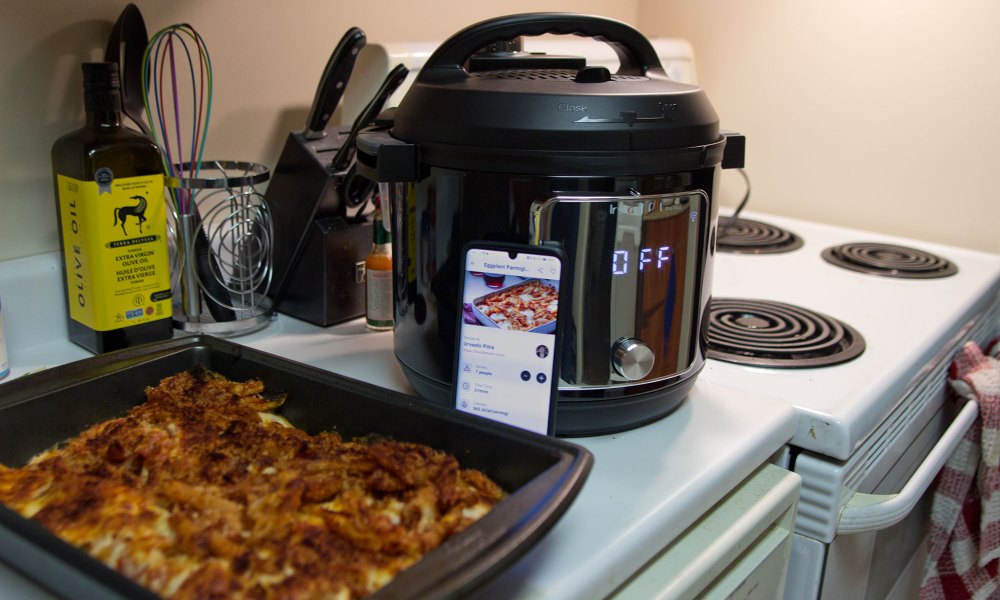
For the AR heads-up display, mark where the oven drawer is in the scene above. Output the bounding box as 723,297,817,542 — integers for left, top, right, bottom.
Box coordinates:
610,463,800,600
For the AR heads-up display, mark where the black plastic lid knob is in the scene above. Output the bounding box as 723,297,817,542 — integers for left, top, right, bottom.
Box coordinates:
574,66,612,83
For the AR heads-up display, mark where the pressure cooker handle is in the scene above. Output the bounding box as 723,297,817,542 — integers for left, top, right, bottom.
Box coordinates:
419,12,663,82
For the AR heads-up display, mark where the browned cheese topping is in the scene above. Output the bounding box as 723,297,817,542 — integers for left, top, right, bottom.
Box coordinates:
0,369,505,599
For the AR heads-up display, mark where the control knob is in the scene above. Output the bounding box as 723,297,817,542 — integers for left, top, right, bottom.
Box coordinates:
611,338,655,381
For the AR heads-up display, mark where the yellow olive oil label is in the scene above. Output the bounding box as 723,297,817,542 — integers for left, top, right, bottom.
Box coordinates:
57,173,172,331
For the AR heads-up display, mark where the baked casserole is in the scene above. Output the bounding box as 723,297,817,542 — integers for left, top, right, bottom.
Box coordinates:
0,368,506,599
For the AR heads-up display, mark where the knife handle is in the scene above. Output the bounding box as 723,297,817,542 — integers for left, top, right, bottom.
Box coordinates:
304,27,366,139
331,63,409,172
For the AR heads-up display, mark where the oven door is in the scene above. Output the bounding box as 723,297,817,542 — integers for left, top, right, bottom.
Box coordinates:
812,398,978,599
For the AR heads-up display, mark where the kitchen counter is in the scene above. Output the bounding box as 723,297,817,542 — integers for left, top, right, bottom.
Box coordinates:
0,252,798,599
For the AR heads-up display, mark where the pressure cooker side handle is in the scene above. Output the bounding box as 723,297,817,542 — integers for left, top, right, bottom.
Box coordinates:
419,12,663,82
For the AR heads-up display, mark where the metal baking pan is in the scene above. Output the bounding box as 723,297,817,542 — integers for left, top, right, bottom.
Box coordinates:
0,335,592,599
471,278,559,333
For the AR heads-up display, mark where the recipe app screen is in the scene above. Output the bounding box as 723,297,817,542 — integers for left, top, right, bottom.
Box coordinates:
454,248,561,435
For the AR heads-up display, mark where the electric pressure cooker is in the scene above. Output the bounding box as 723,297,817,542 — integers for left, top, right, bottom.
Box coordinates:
357,13,745,435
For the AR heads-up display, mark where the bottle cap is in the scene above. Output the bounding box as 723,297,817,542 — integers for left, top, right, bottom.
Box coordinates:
81,62,120,90
81,62,121,113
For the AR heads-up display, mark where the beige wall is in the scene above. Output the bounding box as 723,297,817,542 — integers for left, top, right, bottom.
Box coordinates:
641,0,1000,253
2,1,998,263
0,0,637,262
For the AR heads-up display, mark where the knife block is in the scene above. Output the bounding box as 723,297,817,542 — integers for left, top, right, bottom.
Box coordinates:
267,131,341,273
275,215,372,327
266,131,373,326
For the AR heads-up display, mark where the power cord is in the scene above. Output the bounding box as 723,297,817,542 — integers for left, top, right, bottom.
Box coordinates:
721,168,751,237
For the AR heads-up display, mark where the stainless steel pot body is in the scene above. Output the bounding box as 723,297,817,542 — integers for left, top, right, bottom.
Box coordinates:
385,166,721,435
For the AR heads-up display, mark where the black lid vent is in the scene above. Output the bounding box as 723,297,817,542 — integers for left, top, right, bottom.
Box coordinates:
821,242,957,279
468,69,646,82
706,298,865,368
717,217,803,255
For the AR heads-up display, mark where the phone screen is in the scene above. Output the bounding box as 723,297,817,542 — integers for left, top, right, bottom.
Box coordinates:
454,245,563,435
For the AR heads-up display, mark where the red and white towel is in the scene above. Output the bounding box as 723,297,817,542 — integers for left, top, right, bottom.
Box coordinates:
921,337,1000,599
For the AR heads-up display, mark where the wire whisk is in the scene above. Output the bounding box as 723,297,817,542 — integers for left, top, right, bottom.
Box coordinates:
141,24,273,336
141,23,213,217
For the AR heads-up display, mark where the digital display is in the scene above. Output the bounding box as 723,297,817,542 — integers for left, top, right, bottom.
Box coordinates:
612,246,673,275
608,195,693,276
454,247,561,435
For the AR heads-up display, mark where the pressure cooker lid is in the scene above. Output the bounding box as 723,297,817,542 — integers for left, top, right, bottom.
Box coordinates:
392,13,722,154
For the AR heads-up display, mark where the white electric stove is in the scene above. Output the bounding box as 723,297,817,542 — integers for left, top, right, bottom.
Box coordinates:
704,209,1000,599
707,210,1000,460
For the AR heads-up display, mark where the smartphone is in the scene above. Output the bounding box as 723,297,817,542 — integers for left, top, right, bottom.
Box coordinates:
453,242,566,435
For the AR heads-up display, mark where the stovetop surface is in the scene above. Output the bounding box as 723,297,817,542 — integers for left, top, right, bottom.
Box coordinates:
705,210,1000,459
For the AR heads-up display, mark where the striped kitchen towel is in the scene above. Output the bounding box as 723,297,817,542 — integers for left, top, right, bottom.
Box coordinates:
920,338,1000,599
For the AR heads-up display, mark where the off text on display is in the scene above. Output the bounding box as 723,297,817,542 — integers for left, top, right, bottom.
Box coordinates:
612,246,673,275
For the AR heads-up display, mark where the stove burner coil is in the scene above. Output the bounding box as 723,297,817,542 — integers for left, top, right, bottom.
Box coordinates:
716,217,803,254
706,298,866,368
821,242,957,279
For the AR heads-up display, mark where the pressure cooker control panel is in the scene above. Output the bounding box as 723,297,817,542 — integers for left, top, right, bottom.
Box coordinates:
531,191,707,390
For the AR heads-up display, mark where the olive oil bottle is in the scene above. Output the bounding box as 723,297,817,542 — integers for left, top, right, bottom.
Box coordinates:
51,62,172,353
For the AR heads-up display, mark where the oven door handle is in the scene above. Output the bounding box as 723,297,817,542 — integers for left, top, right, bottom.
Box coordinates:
837,399,979,535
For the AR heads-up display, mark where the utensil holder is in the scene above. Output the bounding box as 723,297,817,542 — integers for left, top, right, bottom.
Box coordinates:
166,161,273,336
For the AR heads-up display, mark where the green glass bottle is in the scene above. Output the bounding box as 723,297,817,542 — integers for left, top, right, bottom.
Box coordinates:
50,62,173,353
